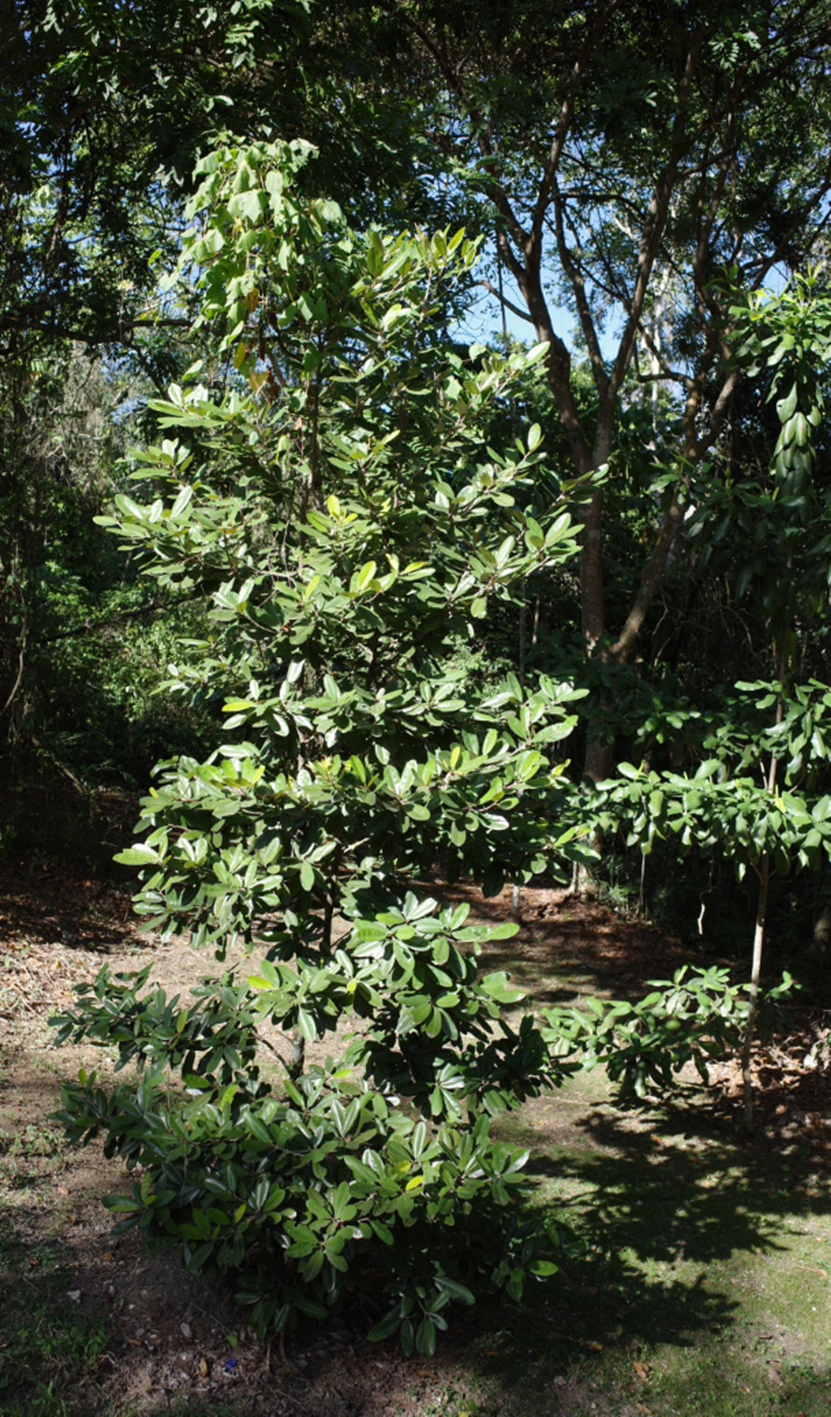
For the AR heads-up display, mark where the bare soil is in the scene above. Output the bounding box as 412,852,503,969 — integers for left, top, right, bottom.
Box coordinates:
0,860,829,1415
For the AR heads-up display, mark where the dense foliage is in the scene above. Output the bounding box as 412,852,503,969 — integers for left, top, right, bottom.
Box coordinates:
1,0,830,1349
52,140,590,1348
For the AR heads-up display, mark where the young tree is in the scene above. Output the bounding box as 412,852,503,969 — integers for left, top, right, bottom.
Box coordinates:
53,139,588,1349
0,0,486,789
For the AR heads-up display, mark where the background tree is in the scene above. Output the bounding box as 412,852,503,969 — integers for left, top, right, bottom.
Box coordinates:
0,0,454,813
8,1,831,805
330,0,831,777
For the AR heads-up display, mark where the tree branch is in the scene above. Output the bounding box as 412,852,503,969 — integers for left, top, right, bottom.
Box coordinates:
476,280,535,325
1,628,26,719
529,0,622,247
606,30,703,414
609,357,739,665
551,177,609,399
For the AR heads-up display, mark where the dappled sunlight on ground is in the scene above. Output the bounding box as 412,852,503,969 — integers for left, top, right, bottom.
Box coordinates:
0,859,829,1413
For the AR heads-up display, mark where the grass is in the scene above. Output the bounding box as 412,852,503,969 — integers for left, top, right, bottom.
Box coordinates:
0,1104,114,1416
407,1070,831,1417
0,1229,110,1415
2,1066,830,1417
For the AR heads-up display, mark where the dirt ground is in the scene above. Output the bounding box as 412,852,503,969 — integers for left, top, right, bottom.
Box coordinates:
0,858,829,1415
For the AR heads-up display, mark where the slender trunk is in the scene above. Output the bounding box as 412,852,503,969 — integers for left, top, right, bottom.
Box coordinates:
741,699,781,1133
511,882,522,921
289,1030,305,1079
580,481,606,653
583,733,613,786
741,854,769,1133
808,861,831,963
518,577,527,686
810,899,831,963
580,472,614,784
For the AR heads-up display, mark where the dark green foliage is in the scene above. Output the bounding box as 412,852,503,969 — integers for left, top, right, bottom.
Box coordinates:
0,344,213,812
9,0,831,1357
544,964,797,1101
50,140,584,1348
53,897,562,1349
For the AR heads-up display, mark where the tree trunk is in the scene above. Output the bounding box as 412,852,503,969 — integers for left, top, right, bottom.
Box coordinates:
511,882,522,921
741,687,785,1132
741,855,769,1134
289,1030,305,1079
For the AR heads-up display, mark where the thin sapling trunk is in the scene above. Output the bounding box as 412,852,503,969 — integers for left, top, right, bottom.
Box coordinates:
741,700,781,1133
741,852,769,1134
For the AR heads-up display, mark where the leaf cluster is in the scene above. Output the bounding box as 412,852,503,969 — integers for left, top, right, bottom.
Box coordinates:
543,964,797,1101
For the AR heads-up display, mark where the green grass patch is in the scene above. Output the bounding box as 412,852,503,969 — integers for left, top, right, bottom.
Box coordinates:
429,1077,831,1417
0,1230,109,1415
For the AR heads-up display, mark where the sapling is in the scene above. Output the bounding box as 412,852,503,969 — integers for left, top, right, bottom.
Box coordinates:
51,138,591,1348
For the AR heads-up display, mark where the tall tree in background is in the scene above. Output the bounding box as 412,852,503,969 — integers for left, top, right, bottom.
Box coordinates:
341,0,831,777
2,0,437,356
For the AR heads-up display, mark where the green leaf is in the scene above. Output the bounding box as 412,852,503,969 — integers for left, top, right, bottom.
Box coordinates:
352,560,378,594
114,844,159,866
416,1317,437,1356
368,1309,402,1342
296,1007,317,1043
776,383,798,423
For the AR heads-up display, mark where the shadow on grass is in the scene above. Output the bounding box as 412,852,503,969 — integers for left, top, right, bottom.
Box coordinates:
523,1098,831,1287
448,1098,831,1415
473,880,831,1148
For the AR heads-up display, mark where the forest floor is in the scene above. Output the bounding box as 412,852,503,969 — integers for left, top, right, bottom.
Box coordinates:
0,857,830,1417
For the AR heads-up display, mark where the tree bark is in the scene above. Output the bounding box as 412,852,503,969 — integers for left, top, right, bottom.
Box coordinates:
395,0,831,786
289,1030,306,1079
741,707,781,1133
